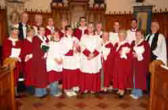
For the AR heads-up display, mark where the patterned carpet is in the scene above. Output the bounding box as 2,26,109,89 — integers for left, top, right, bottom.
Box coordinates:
17,92,149,110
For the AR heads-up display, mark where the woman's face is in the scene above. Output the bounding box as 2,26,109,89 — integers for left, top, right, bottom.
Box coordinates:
53,32,60,40
102,32,109,41
11,29,19,38
66,28,73,36
118,32,126,42
48,18,54,26
136,31,143,41
88,24,94,33
96,24,102,31
39,27,45,36
27,30,35,38
62,20,68,28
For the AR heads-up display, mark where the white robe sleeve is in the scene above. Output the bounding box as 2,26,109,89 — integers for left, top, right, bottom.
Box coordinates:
153,34,167,66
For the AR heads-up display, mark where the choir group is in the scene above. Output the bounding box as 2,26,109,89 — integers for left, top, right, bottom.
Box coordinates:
2,12,167,99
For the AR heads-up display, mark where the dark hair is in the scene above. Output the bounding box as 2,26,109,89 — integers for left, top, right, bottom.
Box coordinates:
136,29,145,35
114,20,120,24
38,26,45,31
65,25,72,31
80,17,86,21
131,18,138,23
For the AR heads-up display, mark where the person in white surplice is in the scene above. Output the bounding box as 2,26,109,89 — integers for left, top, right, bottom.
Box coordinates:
126,18,138,44
109,20,120,45
80,23,102,93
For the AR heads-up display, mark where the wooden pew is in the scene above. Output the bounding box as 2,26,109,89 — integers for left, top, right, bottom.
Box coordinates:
0,58,17,110
149,60,168,110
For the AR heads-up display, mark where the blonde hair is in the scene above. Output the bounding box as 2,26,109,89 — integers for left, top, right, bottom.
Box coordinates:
119,29,127,36
27,26,34,33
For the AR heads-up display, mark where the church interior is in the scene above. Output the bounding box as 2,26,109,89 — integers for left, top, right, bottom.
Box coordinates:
0,0,168,110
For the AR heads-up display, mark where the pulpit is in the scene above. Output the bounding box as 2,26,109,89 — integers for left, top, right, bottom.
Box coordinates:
149,60,168,110
0,58,17,110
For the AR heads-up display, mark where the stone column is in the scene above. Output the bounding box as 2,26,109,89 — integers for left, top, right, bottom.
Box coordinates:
5,0,25,32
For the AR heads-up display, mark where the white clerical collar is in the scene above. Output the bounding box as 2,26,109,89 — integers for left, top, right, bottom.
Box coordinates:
130,28,137,32
22,23,26,26
8,36,18,46
79,26,87,30
96,31,103,35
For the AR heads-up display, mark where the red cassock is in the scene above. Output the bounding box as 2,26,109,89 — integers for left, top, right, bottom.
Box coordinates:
59,30,65,38
31,36,48,88
73,28,88,40
113,42,133,90
45,26,58,37
131,40,150,90
2,38,22,86
21,39,34,86
61,36,80,90
45,28,52,37
102,42,115,87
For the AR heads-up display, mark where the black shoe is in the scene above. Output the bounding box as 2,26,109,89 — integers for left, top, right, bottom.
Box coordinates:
118,94,124,98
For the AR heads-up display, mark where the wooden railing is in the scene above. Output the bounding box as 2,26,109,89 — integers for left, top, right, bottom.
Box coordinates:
149,60,168,110
0,58,17,110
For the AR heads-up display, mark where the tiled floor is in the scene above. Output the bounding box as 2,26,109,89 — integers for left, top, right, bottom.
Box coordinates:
17,92,149,110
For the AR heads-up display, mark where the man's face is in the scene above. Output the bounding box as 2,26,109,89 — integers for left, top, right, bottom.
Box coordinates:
131,20,137,29
113,22,120,31
151,22,159,33
21,13,29,24
80,18,86,27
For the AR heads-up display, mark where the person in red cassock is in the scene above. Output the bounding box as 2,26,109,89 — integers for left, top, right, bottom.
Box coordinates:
21,26,34,88
113,30,133,98
130,29,150,99
33,14,43,36
2,26,22,93
32,26,49,98
61,25,80,97
101,32,114,92
73,17,88,40
80,23,102,93
59,19,68,38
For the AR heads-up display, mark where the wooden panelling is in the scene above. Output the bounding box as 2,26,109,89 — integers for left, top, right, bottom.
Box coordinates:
149,60,168,110
0,8,8,45
152,12,168,38
25,10,52,27
105,14,134,32
0,58,17,110
105,12,168,38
